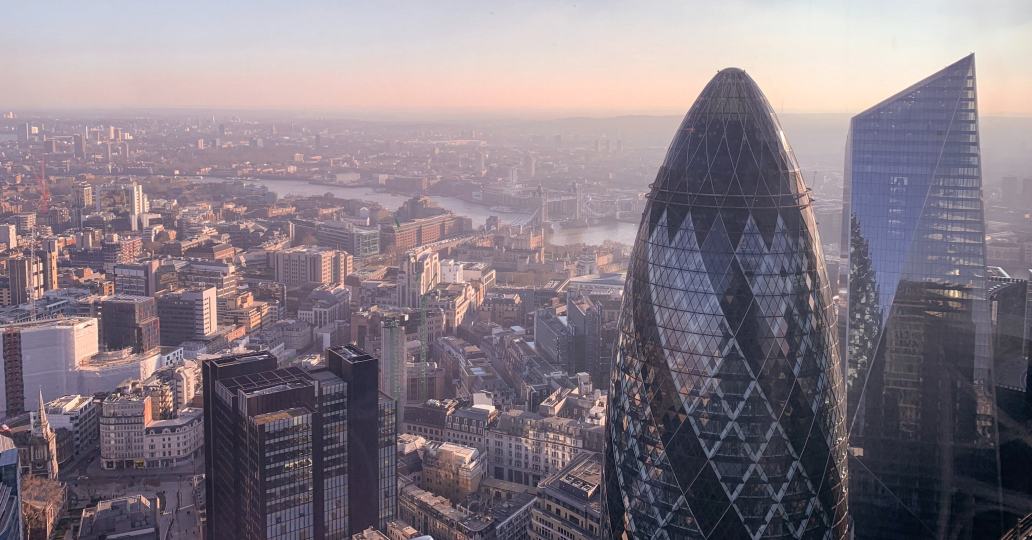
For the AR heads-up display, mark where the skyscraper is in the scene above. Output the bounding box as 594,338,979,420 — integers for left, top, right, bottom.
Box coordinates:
203,347,396,540
73,134,85,160
7,255,43,306
602,68,850,538
397,249,439,308
73,182,93,209
40,250,58,292
844,54,1002,538
128,182,145,231
380,314,408,405
0,435,22,540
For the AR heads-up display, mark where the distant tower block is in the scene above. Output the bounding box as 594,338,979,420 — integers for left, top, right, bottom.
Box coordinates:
536,184,548,226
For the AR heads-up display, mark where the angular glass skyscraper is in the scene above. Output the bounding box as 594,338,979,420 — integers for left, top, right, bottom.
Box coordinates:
844,54,1002,538
603,68,850,539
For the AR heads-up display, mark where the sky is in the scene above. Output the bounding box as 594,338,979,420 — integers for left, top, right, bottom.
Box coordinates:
3,0,1031,118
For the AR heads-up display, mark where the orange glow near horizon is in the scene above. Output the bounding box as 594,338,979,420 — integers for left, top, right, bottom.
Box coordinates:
3,1,1030,117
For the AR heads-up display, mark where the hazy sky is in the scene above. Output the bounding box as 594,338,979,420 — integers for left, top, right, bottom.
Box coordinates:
4,1,1030,117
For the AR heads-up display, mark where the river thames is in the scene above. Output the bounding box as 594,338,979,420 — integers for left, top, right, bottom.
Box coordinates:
198,177,640,247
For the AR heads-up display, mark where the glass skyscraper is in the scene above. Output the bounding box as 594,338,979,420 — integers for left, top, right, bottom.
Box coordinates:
202,347,397,540
603,68,850,539
844,54,1002,538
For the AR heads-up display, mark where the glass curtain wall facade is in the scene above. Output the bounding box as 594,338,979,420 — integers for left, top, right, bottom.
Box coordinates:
602,68,850,539
844,54,1003,538
203,347,395,540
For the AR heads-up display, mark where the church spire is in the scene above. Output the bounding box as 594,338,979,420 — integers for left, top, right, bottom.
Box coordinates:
37,388,49,432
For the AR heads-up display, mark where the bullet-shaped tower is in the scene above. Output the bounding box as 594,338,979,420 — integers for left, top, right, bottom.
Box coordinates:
602,68,850,539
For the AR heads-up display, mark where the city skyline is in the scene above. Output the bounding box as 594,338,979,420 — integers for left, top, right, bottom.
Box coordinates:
3,1,1031,117
2,7,1032,536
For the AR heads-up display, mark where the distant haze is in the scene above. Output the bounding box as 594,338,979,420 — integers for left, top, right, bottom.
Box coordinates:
499,114,1032,183
2,1,1030,116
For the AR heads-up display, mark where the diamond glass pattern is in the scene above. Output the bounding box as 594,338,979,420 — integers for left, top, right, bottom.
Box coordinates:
602,68,850,539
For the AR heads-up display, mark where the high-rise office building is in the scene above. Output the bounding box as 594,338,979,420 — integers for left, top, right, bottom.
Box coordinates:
843,54,1002,538
12,214,35,236
397,249,439,308
127,183,145,231
567,293,604,387
0,225,15,251
203,347,396,540
72,182,94,227
72,134,85,160
0,435,21,540
40,250,58,292
990,271,1032,531
7,255,44,306
73,182,93,209
380,314,408,405
17,123,30,147
155,287,218,346
602,68,850,538
100,295,160,353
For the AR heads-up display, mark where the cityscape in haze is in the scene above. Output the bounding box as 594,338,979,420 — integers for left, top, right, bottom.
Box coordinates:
0,2,1031,539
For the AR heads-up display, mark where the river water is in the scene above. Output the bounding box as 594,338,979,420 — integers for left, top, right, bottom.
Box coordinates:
198,177,640,246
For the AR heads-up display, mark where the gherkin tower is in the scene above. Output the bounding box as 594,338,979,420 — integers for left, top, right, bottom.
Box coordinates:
602,68,850,539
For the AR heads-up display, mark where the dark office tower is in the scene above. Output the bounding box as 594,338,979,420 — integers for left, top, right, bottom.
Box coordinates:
844,54,1002,538
203,351,283,540
602,68,850,539
7,256,43,306
17,123,30,147
72,134,85,160
327,345,398,533
203,347,396,540
989,271,1032,530
100,295,160,353
567,293,604,386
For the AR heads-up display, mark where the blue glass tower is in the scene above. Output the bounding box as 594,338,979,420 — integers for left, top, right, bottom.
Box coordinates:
603,68,850,539
844,54,1002,538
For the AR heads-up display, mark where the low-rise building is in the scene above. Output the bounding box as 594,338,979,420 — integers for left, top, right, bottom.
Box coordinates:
77,495,159,540
99,381,203,470
486,409,603,488
403,399,497,452
44,394,99,462
421,441,485,504
143,408,202,468
385,520,422,540
529,452,602,540
398,479,535,540
20,475,66,540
